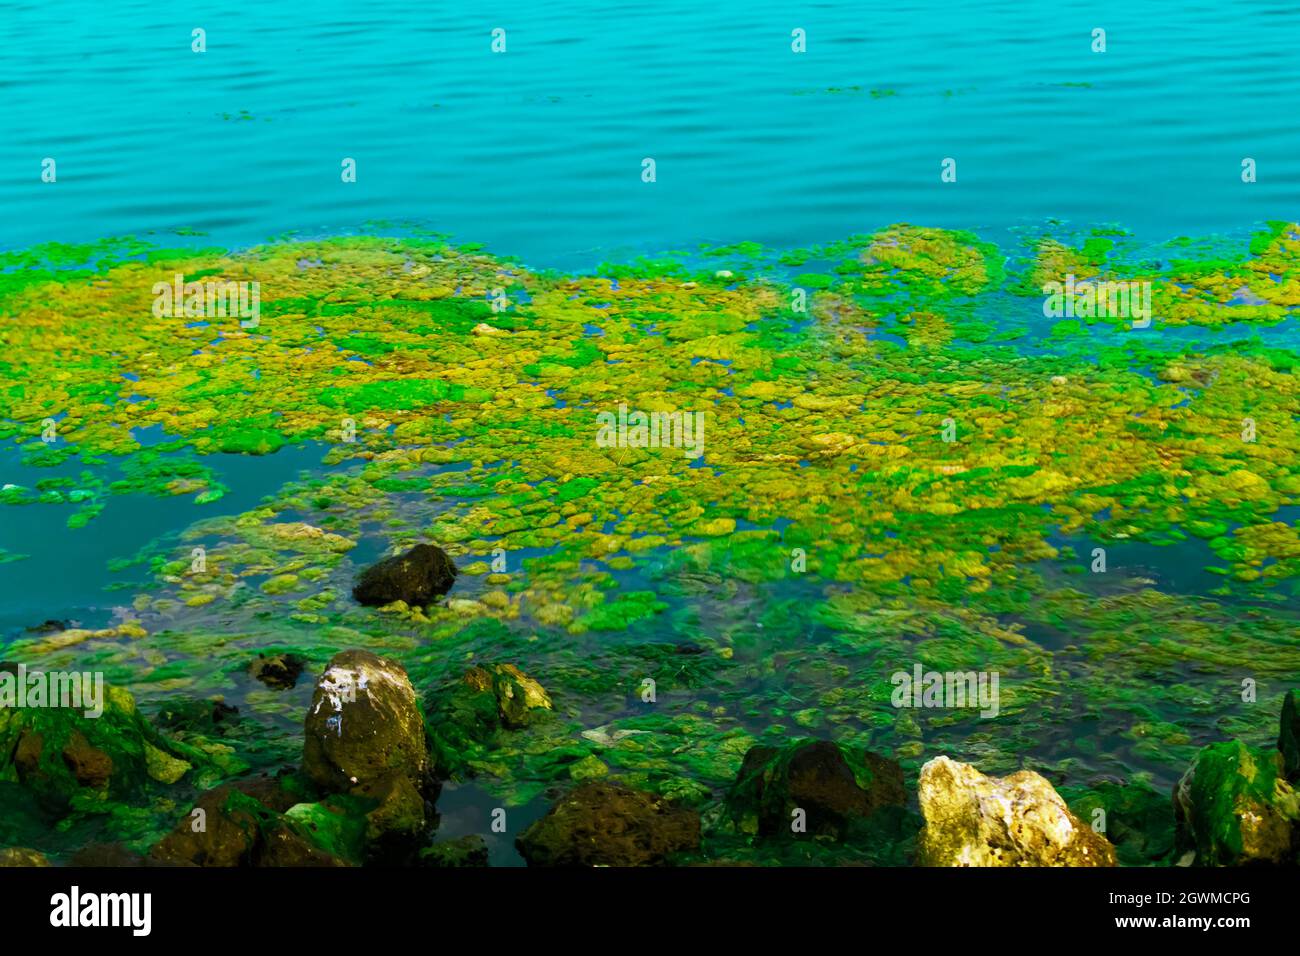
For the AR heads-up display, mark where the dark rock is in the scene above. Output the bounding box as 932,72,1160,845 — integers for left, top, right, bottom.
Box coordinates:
149,786,274,867
250,653,307,691
1279,689,1300,784
419,835,490,868
155,697,240,734
726,739,905,839
516,781,700,867
257,823,349,867
68,843,146,867
352,543,457,607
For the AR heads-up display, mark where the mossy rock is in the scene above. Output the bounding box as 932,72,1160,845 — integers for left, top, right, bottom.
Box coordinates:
516,781,700,867
1173,739,1299,866
726,738,906,840
0,676,216,814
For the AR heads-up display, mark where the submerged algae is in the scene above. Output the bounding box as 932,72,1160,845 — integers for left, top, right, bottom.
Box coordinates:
1,223,1298,863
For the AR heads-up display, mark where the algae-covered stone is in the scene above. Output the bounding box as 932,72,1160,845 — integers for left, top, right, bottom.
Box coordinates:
916,756,1117,866
426,662,554,776
516,781,700,866
462,662,552,730
352,543,457,607
0,675,204,813
419,834,490,867
302,649,434,857
150,777,354,867
303,649,430,793
1173,739,1298,866
726,739,905,839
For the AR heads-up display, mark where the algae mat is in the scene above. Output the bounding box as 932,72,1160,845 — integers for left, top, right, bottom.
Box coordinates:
1,224,1298,863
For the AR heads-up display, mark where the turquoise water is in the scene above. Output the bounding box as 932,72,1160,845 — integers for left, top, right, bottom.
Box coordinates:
1,1,1299,868
2,1,1298,268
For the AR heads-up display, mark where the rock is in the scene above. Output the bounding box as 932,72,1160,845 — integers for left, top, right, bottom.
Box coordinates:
1173,739,1298,866
302,649,434,858
726,739,905,839
0,679,208,814
61,730,114,788
0,847,50,867
149,785,279,867
1279,689,1300,784
149,780,351,867
419,835,490,867
249,652,307,691
462,663,552,729
426,663,554,776
516,781,700,867
155,697,239,735
1061,781,1177,866
68,843,146,867
352,543,457,607
916,756,1117,866
303,649,430,793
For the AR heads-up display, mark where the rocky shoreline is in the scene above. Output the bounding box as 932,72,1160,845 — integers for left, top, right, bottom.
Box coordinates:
3,542,1296,866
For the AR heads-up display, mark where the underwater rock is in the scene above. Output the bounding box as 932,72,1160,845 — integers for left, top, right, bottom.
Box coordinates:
0,847,50,867
916,756,1117,866
1173,739,1298,866
249,652,308,691
726,739,905,839
352,543,457,608
462,663,553,730
0,679,204,814
1061,781,1177,866
155,697,240,735
419,834,490,867
425,661,555,777
516,781,700,867
302,650,434,857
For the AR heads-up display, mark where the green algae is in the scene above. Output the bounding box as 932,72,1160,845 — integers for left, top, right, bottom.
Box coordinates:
1,224,1297,863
